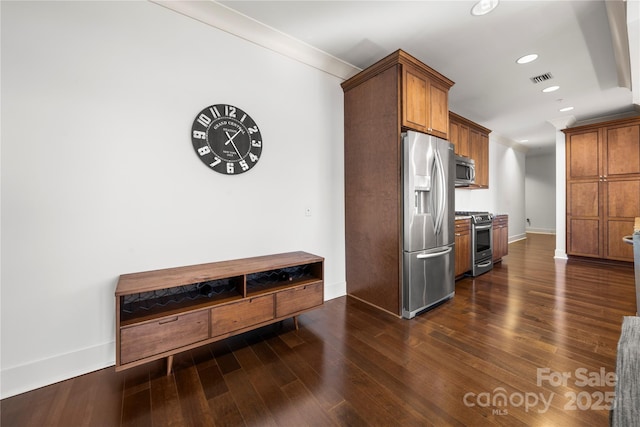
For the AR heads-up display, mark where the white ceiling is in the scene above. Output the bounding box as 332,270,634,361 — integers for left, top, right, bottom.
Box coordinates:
214,0,640,154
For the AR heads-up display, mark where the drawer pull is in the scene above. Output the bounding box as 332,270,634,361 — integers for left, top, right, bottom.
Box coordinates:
159,316,179,325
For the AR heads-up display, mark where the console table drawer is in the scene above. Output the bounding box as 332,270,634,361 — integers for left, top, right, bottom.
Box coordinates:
211,295,274,337
276,282,323,317
120,310,209,364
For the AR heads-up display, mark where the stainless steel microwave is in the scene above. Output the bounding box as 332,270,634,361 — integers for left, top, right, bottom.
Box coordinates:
455,154,475,187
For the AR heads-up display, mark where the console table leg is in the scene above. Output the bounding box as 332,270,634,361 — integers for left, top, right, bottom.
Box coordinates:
293,316,299,330
166,355,174,375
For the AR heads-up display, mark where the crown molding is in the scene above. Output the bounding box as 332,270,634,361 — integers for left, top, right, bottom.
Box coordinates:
149,0,360,80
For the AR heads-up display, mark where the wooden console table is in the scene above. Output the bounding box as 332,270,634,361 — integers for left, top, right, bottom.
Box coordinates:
115,251,324,373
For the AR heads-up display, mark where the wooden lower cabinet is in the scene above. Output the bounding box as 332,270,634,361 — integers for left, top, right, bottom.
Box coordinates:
115,252,324,372
493,215,508,262
455,218,471,278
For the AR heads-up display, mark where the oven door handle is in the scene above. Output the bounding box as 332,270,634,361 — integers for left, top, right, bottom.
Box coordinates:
417,247,453,259
477,260,493,268
474,224,492,231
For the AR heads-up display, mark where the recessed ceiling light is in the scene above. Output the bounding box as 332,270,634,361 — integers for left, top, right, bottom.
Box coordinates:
559,106,574,112
542,85,560,93
516,54,538,64
471,0,499,16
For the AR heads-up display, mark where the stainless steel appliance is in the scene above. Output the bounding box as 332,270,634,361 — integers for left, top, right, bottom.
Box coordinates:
456,211,494,276
454,154,475,187
402,131,455,319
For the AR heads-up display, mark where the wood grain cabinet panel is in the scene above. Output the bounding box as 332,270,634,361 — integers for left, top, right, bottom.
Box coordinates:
606,124,640,176
568,181,600,217
567,130,601,179
404,66,428,130
211,295,274,337
276,282,323,317
120,310,209,365
607,220,634,260
454,219,471,277
564,117,640,262
492,215,509,263
568,218,601,257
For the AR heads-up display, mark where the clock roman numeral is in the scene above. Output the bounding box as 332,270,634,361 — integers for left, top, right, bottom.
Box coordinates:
209,106,221,119
197,114,211,127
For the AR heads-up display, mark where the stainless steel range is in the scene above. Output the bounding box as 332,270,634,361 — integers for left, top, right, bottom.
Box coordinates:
456,211,494,276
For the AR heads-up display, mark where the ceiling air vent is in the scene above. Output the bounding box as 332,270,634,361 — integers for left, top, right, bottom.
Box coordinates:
530,72,553,84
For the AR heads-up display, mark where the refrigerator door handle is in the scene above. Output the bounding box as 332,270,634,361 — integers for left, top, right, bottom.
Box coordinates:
433,148,446,235
417,247,453,259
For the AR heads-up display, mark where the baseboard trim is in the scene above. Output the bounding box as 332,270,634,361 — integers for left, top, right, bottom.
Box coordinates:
324,280,347,301
1,280,347,399
526,228,556,235
509,233,527,243
1,341,115,399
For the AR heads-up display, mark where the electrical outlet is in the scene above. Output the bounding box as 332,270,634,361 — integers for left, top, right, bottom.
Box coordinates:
305,207,312,217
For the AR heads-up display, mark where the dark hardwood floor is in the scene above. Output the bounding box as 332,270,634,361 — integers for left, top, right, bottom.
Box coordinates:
2,233,637,426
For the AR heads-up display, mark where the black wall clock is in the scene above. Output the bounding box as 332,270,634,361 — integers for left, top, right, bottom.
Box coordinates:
191,104,262,175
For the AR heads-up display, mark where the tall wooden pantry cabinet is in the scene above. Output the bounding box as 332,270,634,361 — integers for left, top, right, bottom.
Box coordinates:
341,50,454,316
564,116,640,262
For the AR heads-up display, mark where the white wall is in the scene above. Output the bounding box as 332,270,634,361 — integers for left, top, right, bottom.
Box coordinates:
1,1,347,398
525,152,556,233
455,137,527,242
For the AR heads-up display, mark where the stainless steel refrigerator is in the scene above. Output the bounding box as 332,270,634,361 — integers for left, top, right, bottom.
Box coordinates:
402,131,455,319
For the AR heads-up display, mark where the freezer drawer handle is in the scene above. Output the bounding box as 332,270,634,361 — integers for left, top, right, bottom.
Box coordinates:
417,247,453,259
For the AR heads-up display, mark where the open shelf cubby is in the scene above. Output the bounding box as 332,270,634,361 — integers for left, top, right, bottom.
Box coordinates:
246,261,323,296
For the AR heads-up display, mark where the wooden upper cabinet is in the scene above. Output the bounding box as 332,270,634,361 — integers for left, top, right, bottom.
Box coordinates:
403,65,428,130
402,62,451,139
449,120,470,157
450,112,491,188
342,49,454,140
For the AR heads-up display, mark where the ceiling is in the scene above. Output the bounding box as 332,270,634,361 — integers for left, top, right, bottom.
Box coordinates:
215,0,639,155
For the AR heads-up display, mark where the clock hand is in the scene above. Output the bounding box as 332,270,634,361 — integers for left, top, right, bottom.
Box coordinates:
224,129,242,146
228,139,243,159
223,130,243,158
